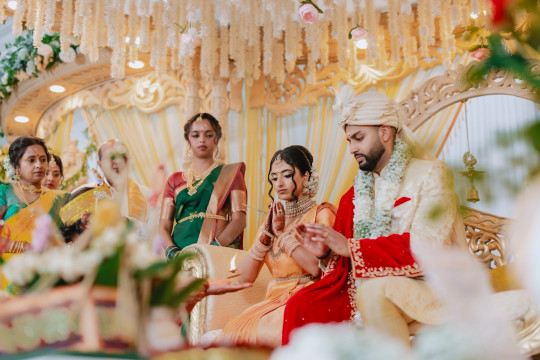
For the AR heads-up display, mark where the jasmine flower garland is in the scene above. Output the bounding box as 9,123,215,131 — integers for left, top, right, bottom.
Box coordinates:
353,138,410,239
3,155,16,181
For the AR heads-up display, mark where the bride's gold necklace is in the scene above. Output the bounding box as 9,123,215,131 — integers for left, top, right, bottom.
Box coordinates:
187,162,219,196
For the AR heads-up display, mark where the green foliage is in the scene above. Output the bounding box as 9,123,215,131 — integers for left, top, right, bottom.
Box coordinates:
0,30,78,103
136,252,206,309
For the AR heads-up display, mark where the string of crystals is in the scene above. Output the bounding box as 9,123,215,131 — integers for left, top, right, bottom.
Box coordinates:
6,0,489,80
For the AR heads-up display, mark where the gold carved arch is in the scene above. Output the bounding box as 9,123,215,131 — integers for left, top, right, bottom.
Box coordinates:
398,61,540,132
37,72,188,139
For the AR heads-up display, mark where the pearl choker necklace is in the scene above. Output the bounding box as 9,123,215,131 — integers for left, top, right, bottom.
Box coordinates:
284,195,316,218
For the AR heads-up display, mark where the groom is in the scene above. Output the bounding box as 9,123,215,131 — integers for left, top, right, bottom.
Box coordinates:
282,87,466,345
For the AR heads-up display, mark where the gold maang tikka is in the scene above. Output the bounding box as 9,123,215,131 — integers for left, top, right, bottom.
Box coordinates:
195,113,204,123
274,154,283,166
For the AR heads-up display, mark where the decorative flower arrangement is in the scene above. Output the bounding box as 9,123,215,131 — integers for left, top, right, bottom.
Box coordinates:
0,30,79,103
468,0,540,94
353,139,411,239
298,1,323,24
1,152,15,182
348,26,368,41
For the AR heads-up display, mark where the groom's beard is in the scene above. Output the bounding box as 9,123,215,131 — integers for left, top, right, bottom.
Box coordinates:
355,140,385,172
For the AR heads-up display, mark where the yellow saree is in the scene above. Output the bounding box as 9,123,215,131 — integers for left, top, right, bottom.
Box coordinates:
0,185,69,289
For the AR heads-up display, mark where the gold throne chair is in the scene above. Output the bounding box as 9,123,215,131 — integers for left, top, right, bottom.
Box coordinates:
180,244,273,345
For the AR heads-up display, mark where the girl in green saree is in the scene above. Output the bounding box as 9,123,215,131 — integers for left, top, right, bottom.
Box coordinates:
159,113,247,259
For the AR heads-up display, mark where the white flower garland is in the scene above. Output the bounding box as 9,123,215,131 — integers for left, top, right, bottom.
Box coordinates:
353,138,410,239
3,155,16,181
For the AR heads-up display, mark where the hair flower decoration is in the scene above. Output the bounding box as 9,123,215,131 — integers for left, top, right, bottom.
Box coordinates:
3,155,16,181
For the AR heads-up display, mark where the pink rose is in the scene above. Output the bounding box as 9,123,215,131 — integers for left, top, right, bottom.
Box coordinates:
31,214,52,253
181,33,199,45
350,26,368,40
471,48,491,61
299,3,319,24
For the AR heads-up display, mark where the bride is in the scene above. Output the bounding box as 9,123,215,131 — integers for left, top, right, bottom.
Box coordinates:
215,145,336,347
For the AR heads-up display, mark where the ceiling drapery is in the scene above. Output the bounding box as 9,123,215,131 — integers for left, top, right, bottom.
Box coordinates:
0,0,490,81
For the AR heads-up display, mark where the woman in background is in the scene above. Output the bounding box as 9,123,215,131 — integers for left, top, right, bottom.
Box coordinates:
42,153,64,190
159,113,247,259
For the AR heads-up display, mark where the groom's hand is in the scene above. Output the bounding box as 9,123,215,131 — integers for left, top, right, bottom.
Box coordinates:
304,223,351,257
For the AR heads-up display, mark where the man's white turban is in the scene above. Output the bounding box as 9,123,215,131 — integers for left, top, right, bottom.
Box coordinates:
333,85,434,160
334,85,402,131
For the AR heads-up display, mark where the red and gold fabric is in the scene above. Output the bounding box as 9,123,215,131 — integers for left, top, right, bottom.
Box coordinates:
282,158,466,344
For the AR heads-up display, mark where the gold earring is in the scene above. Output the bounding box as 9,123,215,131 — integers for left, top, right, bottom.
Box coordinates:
14,169,20,181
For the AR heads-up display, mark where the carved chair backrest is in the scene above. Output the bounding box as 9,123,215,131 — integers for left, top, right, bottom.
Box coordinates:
462,207,510,268
395,62,537,269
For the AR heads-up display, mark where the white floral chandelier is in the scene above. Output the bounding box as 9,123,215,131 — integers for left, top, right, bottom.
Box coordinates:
0,0,490,82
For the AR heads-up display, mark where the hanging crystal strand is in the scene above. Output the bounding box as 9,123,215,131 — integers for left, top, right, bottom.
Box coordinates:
60,0,73,52
426,0,436,47
458,0,470,28
90,0,103,58
109,0,126,78
203,1,218,79
219,25,230,78
26,0,36,28
375,16,387,69
439,0,451,66
151,1,167,73
165,0,178,49
320,21,329,67
364,0,377,62
387,0,399,63
450,0,461,28
43,0,57,34
252,23,262,80
72,0,83,38
137,0,150,53
262,12,273,76
272,37,285,84
284,16,297,72
335,2,348,68
176,1,187,67
470,0,480,17
78,1,93,61
29,0,46,48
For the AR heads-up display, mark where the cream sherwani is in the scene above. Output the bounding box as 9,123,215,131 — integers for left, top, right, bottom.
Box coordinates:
351,158,466,342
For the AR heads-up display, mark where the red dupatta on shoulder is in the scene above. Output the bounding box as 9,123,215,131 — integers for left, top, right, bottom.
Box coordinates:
282,187,355,345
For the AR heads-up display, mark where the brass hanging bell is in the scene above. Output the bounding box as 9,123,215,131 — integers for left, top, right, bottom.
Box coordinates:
466,185,480,203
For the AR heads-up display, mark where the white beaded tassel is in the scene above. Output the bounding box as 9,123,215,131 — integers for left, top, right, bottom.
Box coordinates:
219,25,230,78
60,0,73,53
43,0,57,34
262,12,273,76
32,0,45,47
335,2,348,68
72,0,83,37
252,24,262,80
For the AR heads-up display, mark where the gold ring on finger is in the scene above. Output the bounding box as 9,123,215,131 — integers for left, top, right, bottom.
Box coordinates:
323,231,329,238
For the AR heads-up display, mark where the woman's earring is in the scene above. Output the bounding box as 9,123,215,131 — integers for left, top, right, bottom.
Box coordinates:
14,169,20,181
303,180,309,195
185,147,193,159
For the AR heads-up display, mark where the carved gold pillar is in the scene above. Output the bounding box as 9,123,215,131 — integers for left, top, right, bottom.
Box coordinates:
184,76,202,121
210,78,230,162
